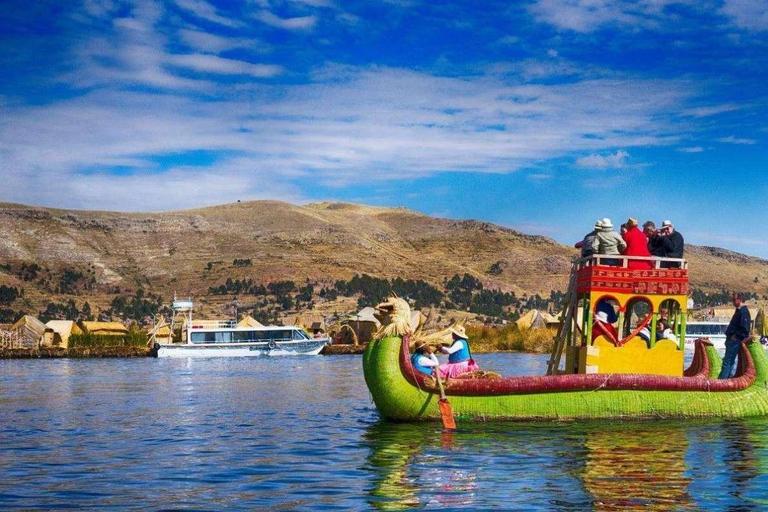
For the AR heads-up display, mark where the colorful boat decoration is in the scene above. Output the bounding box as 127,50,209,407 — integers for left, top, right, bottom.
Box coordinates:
363,256,768,421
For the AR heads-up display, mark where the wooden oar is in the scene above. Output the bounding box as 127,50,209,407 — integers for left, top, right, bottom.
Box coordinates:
434,368,456,430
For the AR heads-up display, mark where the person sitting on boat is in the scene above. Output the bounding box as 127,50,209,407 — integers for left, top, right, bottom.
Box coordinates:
621,218,653,269
638,319,677,347
592,310,618,343
719,294,752,379
438,325,479,378
574,220,601,258
590,218,626,266
410,340,440,376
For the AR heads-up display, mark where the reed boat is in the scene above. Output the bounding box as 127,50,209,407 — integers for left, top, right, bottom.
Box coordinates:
363,256,768,421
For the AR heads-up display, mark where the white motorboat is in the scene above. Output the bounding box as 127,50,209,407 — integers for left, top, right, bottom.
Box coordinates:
683,321,728,352
155,299,330,358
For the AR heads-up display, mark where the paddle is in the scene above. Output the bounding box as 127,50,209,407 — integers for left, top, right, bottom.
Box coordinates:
433,368,456,430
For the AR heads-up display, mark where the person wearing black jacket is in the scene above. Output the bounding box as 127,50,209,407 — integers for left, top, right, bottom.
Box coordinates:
719,294,752,379
660,220,684,267
643,221,665,257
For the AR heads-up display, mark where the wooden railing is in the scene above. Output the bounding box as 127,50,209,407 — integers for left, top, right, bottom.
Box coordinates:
576,255,687,270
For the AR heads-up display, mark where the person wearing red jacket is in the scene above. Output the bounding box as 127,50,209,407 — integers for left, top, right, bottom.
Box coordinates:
621,218,653,269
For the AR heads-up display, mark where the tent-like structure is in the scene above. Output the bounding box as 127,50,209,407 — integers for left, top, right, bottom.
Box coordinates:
338,307,381,345
516,310,560,330
9,315,45,348
286,313,326,335
238,315,264,328
43,320,83,349
148,318,172,345
79,321,129,336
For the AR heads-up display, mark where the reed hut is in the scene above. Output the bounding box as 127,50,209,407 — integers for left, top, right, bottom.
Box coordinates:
338,307,380,345
285,313,326,336
238,315,264,328
516,310,559,330
79,321,129,336
9,315,45,348
43,320,83,349
148,318,172,345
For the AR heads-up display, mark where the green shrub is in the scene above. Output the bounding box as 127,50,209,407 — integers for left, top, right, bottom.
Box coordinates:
69,332,148,348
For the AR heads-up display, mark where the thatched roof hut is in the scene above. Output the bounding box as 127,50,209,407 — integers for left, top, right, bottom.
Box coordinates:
80,321,129,336
148,318,172,345
516,310,559,330
338,307,381,345
238,315,264,328
43,320,83,349
285,313,326,334
9,315,45,348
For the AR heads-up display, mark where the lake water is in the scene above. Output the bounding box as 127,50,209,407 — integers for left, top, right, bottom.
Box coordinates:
1,353,768,510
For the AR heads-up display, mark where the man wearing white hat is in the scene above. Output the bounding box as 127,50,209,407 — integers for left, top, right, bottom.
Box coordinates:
659,220,684,268
590,218,627,266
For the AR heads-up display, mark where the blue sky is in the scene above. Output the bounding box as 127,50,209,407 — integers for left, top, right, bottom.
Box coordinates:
1,0,767,256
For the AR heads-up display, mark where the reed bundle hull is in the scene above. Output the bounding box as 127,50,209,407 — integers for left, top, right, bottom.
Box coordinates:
363,336,768,422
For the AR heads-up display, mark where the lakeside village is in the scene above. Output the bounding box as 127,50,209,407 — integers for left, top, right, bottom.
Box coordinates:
0,218,767,356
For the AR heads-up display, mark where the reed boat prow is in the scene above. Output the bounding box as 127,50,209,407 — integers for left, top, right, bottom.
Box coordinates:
363,256,768,421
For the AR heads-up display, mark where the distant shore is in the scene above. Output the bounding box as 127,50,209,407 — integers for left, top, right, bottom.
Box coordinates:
0,347,154,359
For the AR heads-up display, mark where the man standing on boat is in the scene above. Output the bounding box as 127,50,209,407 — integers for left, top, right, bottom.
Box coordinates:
660,220,684,268
643,221,665,257
719,294,752,379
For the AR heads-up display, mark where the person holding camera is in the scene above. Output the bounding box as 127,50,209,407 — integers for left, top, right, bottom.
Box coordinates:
643,220,665,257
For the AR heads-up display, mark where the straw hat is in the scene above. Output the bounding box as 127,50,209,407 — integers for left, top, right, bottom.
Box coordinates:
625,217,638,228
600,218,613,229
413,340,432,353
450,325,467,339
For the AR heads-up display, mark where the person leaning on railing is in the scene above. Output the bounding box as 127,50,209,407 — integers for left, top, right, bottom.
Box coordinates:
620,218,654,269
719,294,752,379
590,218,626,266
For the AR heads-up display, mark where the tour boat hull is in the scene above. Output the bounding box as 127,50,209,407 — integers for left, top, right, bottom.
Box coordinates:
363,336,768,421
156,339,329,358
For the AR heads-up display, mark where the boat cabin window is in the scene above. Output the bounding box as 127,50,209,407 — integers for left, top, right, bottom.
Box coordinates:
191,331,234,343
292,329,310,340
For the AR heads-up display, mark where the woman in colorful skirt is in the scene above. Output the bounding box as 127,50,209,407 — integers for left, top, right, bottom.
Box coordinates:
438,325,479,378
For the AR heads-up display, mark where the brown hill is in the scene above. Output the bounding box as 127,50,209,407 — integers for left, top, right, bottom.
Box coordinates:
0,200,766,319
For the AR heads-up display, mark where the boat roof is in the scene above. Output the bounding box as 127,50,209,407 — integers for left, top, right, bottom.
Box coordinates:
189,325,305,332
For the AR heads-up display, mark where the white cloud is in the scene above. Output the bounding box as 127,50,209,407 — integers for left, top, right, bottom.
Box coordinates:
178,29,265,53
174,0,243,28
682,104,744,117
547,49,558,57
255,11,317,30
168,54,283,77
575,150,630,169
528,0,693,33
718,135,757,144
0,65,701,210
678,146,704,152
720,0,768,31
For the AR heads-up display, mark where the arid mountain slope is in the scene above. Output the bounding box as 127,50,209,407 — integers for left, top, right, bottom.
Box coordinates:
0,200,766,316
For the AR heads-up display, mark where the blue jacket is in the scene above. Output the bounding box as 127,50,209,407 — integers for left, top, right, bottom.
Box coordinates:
725,305,751,342
448,338,471,363
411,353,434,375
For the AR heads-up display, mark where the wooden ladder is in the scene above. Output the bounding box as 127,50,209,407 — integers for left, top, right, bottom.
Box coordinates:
546,261,579,375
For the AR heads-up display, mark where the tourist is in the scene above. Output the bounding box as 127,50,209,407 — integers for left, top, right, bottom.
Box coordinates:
590,218,627,266
660,220,685,268
621,218,653,269
438,325,479,378
592,310,618,343
719,294,752,379
574,220,602,258
643,221,665,257
410,340,439,376
638,319,676,347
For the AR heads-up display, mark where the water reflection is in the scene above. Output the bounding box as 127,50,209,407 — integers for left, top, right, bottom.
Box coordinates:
580,423,692,510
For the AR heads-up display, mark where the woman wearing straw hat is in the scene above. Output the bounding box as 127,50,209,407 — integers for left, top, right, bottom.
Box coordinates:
410,340,440,376
437,325,479,378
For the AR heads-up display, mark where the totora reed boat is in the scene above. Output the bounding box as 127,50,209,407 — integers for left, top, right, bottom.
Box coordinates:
363,256,768,421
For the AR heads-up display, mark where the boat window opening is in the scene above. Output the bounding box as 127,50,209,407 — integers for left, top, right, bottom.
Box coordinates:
292,329,310,340
271,330,293,341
